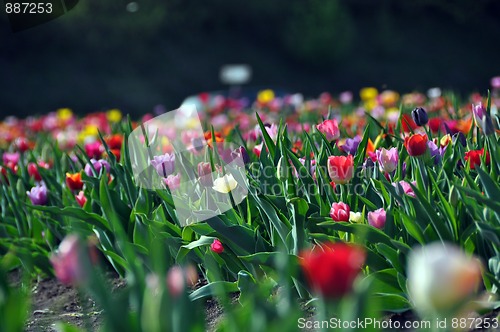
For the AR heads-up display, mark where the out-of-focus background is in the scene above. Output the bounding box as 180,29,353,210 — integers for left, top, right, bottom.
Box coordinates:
1,0,500,118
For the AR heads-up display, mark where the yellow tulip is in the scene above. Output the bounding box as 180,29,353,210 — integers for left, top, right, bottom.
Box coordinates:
57,108,73,122
107,109,122,123
360,87,378,101
257,89,275,104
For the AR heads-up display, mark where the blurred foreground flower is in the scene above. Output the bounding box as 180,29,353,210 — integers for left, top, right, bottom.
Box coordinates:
408,242,482,318
166,265,198,298
212,173,238,193
300,242,365,299
50,235,98,286
327,155,354,184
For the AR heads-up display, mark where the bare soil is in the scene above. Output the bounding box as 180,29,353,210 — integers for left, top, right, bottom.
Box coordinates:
8,271,499,331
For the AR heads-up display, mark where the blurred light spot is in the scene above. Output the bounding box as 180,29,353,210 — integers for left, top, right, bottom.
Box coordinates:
126,2,139,12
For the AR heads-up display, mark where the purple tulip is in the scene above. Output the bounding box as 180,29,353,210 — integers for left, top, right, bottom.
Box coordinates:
368,208,386,229
150,153,175,177
472,103,495,135
84,159,111,177
27,183,48,205
341,135,362,155
491,76,500,89
231,146,250,165
339,91,353,104
376,147,399,173
427,141,446,164
411,107,428,126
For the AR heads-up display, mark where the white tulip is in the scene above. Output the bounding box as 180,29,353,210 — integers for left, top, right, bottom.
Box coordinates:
407,242,482,318
212,174,238,194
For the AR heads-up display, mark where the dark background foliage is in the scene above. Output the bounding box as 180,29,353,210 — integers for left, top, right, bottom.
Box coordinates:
1,0,500,117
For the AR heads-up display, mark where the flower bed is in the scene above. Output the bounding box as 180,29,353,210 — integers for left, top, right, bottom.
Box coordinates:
1,83,500,331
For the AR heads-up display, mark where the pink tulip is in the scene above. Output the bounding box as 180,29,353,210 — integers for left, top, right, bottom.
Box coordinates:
316,119,340,141
376,147,399,173
330,202,350,222
210,239,224,254
50,235,98,286
164,173,181,190
393,181,416,197
368,208,386,229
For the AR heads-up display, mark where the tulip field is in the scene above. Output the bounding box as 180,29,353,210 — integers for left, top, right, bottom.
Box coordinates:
1,82,500,331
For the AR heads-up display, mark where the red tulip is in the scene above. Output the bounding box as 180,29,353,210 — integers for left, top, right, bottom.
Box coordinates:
66,172,84,191
465,148,490,170
0,166,9,185
300,242,365,298
14,137,32,152
327,155,354,184
105,134,123,150
330,202,350,222
404,134,428,156
401,114,418,133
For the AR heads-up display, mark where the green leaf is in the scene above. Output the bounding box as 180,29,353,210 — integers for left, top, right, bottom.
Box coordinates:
239,252,298,267
26,205,111,232
189,281,238,301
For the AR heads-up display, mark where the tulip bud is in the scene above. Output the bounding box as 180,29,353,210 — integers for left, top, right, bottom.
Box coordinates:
411,107,428,126
452,132,466,147
197,162,213,187
277,156,287,180
210,239,224,254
